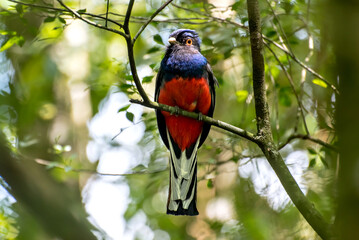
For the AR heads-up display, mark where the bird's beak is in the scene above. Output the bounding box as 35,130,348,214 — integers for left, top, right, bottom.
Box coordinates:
168,37,177,45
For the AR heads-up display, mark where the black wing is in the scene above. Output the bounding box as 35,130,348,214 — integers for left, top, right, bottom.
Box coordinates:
198,63,218,148
154,66,170,149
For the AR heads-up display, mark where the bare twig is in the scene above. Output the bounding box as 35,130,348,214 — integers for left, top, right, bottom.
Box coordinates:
265,0,293,54
35,158,166,176
133,0,174,44
56,0,126,37
263,36,339,95
105,0,110,27
9,0,124,28
278,134,338,152
265,42,310,135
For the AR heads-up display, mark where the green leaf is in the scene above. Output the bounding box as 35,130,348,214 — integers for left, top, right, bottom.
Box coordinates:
312,79,328,88
153,34,164,45
266,30,277,38
125,75,133,80
0,36,25,52
118,104,130,112
241,17,248,24
126,111,134,122
15,4,23,15
147,46,161,54
77,9,87,14
307,147,317,155
119,83,133,92
58,17,66,24
231,1,242,11
142,75,154,84
309,158,316,168
207,179,214,189
236,90,248,103
44,16,56,22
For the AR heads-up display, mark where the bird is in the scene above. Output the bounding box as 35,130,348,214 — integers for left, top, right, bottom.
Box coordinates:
154,29,218,216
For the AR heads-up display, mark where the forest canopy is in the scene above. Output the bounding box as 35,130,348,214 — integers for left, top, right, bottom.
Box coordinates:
0,0,358,239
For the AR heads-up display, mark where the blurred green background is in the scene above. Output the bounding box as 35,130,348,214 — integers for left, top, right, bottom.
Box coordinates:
0,0,341,239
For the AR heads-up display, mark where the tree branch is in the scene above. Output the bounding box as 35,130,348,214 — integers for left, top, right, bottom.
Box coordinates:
129,99,258,143
263,36,339,95
265,42,310,135
123,0,135,32
56,0,126,37
133,0,174,44
34,158,166,176
9,0,124,28
246,0,332,238
105,0,110,27
278,134,338,152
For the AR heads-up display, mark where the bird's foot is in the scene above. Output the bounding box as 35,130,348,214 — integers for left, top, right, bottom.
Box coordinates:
171,106,180,116
197,112,204,121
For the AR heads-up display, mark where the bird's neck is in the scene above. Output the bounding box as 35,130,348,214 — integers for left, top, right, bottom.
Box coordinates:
163,51,207,78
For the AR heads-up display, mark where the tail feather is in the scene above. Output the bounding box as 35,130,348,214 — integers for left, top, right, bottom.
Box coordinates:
166,128,200,216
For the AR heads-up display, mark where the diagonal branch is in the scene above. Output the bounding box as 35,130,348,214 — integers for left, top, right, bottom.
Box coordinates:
278,134,338,152
265,42,310,135
35,158,166,176
263,36,339,95
56,0,126,37
9,0,123,28
133,0,174,44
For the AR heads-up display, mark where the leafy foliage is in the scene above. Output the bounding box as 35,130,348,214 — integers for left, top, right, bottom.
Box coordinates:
0,0,338,239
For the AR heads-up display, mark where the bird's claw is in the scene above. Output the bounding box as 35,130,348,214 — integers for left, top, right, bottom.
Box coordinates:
171,106,180,116
198,112,204,121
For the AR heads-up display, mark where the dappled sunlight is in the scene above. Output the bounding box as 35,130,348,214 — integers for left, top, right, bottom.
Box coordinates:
238,150,309,210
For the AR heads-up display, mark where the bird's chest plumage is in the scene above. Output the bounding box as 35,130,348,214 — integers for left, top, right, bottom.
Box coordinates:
164,52,207,77
158,74,211,151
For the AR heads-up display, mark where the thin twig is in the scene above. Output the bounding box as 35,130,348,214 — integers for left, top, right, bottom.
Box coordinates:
278,134,338,152
133,0,174,44
263,36,339,95
56,0,126,37
264,42,310,135
105,0,110,27
172,3,248,30
35,158,166,176
9,0,123,28
265,0,293,54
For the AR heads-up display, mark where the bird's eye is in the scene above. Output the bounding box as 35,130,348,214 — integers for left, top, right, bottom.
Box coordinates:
185,38,193,46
